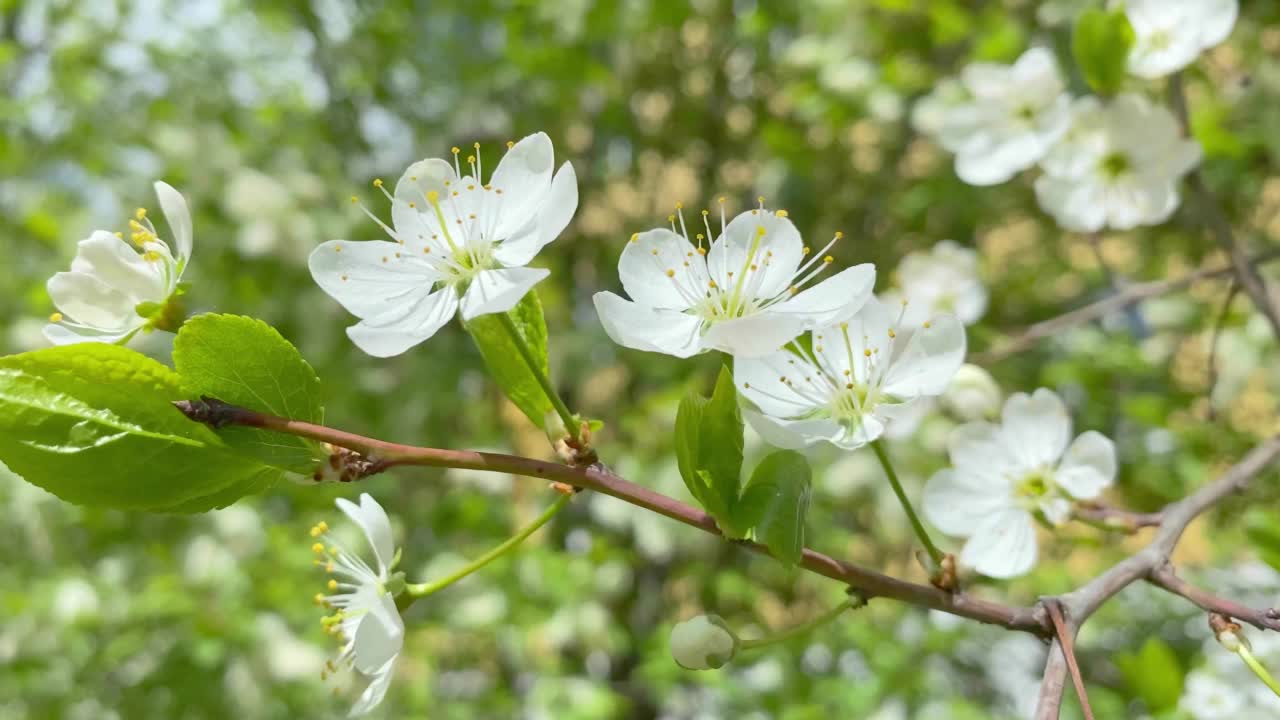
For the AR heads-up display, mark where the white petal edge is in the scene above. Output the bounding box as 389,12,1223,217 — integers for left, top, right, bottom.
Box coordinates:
346,286,460,358
593,291,704,358
458,266,549,321
1054,430,1117,500
960,508,1038,579
154,181,193,266
772,263,876,328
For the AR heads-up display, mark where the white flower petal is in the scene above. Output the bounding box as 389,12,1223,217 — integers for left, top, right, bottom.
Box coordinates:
490,132,555,239
701,313,807,358
922,468,1014,537
737,350,825,418
960,508,1038,579
154,181,193,265
458,266,549,321
47,271,140,330
43,322,137,346
346,286,460,358
1055,430,1117,500
617,228,703,311
350,593,404,675
947,421,1011,473
309,239,439,318
1001,389,1072,469
336,493,397,576
742,409,840,450
492,161,578,267
706,209,804,297
69,231,168,303
883,314,967,397
593,292,704,358
1035,175,1107,233
772,263,876,327
349,658,396,717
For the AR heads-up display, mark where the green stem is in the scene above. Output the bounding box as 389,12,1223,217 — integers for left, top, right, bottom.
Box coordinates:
1239,645,1280,699
496,311,580,442
871,440,945,568
404,493,572,602
739,597,857,650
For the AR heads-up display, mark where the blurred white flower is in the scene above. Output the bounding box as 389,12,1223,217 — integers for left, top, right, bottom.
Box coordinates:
923,388,1117,578
310,132,578,357
737,297,966,450
1035,94,1201,232
670,615,737,670
1181,671,1247,720
942,363,1002,421
52,577,99,624
1125,0,1238,79
937,48,1071,186
313,493,404,716
911,78,969,139
44,181,192,345
881,240,987,327
594,203,875,358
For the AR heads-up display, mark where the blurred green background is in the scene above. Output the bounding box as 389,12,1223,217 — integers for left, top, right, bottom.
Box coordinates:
4,0,1280,718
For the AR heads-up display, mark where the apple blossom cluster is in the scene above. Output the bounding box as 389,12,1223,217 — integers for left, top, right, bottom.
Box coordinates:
913,0,1236,233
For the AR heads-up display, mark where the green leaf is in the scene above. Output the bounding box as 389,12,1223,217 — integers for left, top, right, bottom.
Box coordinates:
464,291,554,429
1246,509,1280,572
700,365,744,510
0,344,278,512
736,450,812,567
1115,637,1184,712
173,314,323,474
1072,9,1134,96
675,393,710,507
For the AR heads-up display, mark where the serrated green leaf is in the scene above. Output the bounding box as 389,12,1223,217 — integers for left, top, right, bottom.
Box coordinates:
736,450,812,567
0,344,280,512
464,291,554,429
173,313,323,474
675,393,709,506
1115,637,1183,711
701,366,744,505
1072,9,1134,96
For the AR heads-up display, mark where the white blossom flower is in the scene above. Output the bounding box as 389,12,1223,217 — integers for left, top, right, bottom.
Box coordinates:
922,388,1117,578
936,47,1071,186
310,132,577,357
1035,94,1201,232
44,181,192,345
736,297,966,450
594,202,875,358
910,77,970,139
312,494,404,716
879,240,987,327
670,615,737,670
1181,671,1248,720
941,363,1002,422
1124,0,1238,79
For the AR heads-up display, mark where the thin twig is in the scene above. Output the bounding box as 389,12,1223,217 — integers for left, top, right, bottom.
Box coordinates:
1071,502,1163,533
172,397,1048,633
974,250,1280,364
1035,638,1071,720
1148,565,1280,632
1046,601,1094,720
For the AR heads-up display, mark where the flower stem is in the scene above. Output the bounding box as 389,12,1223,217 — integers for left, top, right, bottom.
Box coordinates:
871,440,945,569
739,596,859,651
404,492,572,602
496,311,580,442
1239,645,1280,699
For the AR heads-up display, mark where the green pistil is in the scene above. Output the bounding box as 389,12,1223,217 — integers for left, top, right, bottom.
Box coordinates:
1100,152,1131,180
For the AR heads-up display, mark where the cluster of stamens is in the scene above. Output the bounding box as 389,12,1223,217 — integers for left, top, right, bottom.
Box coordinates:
342,141,520,287
309,520,358,683
124,207,166,262
637,197,843,326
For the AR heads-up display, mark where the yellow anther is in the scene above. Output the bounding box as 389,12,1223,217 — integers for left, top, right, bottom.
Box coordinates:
923,321,932,329
802,247,811,255
325,561,334,573
651,249,659,256
143,251,161,262
350,195,358,203
313,593,326,605
473,141,480,149
311,542,325,553
789,285,799,294
466,155,475,164
327,579,338,590
823,255,834,264
408,202,416,208
452,190,459,197
743,382,751,389
372,178,383,188
506,140,514,148
840,322,849,329
667,214,676,222
484,184,492,190
756,226,766,236
335,244,343,252
697,247,707,255
701,209,709,216
129,219,144,231
696,233,705,240
426,190,440,203
410,175,417,181
888,329,896,338
630,233,639,242
750,264,758,270
835,231,844,239
467,184,475,190
775,209,788,218
717,196,726,204
863,349,872,357
757,195,765,203
113,231,123,238
340,274,348,281
49,312,63,323
708,280,718,288
451,146,460,154
666,269,675,278
135,207,147,220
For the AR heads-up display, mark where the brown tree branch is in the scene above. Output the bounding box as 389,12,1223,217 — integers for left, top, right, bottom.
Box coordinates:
1072,502,1163,533
1149,565,1280,632
974,250,1280,364
173,397,1047,633
1046,600,1094,720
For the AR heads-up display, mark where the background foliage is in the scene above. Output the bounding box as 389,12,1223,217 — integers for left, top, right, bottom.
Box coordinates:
4,0,1280,717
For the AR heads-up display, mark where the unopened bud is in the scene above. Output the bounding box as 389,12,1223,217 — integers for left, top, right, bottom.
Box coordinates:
941,364,1001,421
1210,613,1248,653
670,614,738,670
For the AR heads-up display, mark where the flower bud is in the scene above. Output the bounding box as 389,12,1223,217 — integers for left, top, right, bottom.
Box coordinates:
670,614,738,670
942,364,1001,421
